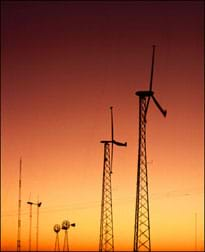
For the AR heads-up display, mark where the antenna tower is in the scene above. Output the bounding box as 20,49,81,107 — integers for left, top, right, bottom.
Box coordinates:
134,46,167,251
99,107,127,252
17,158,22,251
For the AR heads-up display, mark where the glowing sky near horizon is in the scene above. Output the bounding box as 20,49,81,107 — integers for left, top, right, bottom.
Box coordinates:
1,1,204,251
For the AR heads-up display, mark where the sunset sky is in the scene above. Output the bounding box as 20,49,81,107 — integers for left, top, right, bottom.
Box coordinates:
1,1,204,251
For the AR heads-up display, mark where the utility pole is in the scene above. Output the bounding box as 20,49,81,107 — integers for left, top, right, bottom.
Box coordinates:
134,46,167,251
17,158,22,251
99,107,127,252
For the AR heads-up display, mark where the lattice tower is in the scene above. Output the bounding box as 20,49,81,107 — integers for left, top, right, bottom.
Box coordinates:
134,93,151,251
99,142,114,252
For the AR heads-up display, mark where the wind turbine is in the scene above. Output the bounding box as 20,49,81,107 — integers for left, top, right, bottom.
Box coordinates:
134,45,167,251
110,106,127,173
99,107,127,252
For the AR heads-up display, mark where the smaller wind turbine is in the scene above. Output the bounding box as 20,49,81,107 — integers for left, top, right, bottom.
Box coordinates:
99,107,127,252
110,106,127,174
62,220,76,252
54,224,61,252
27,199,42,252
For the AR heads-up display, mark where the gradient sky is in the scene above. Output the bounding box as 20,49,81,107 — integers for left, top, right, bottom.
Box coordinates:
1,1,204,251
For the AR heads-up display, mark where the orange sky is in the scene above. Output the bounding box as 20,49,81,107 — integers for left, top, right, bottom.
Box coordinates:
1,1,204,251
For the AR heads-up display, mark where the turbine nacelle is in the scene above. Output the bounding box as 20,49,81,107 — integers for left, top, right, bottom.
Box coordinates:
136,45,167,120
100,140,127,146
101,107,127,173
136,90,167,118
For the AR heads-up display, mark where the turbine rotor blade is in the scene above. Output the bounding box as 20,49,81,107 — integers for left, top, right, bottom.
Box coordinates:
110,106,114,173
149,45,156,92
110,106,114,142
145,45,156,118
113,140,127,147
151,95,167,117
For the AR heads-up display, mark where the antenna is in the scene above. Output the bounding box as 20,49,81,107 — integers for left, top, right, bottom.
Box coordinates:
17,158,22,252
134,46,167,251
99,107,127,252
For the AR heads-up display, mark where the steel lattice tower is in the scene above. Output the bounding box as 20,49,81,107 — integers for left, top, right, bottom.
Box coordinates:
17,158,22,252
27,200,42,252
134,91,151,251
99,107,127,252
134,46,167,252
99,142,113,251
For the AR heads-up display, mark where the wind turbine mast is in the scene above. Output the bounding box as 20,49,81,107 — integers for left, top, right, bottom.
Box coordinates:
134,46,167,251
27,199,42,251
17,158,22,251
99,107,127,252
